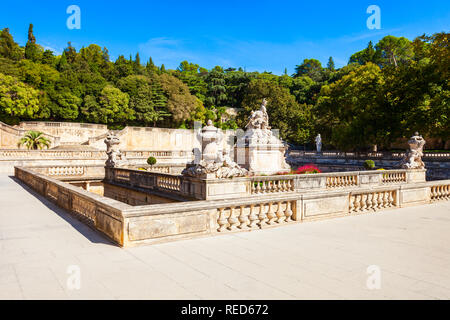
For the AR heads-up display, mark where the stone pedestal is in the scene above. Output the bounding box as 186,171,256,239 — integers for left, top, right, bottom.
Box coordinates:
235,143,290,176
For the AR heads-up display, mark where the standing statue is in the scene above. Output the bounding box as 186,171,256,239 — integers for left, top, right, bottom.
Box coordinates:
182,120,247,178
104,131,126,167
315,134,322,153
399,132,426,169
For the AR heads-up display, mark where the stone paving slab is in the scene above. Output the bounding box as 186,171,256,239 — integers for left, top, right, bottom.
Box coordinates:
0,174,449,299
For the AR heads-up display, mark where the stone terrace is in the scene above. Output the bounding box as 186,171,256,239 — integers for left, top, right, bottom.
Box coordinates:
1,174,450,299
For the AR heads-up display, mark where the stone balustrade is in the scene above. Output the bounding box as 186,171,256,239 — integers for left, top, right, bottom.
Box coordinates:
349,189,397,213
326,173,358,188
107,167,425,200
14,166,450,247
217,200,296,232
381,171,406,183
30,165,105,179
0,149,191,160
430,182,450,201
250,176,295,194
288,150,450,160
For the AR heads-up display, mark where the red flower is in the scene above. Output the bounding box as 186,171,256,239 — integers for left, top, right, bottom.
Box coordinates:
295,164,321,174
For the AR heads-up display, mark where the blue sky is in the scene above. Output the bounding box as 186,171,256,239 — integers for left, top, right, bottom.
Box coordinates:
1,0,449,74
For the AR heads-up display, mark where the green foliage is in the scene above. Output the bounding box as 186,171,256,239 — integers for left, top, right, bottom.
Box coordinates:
0,24,448,151
364,160,375,170
147,156,157,166
18,130,51,150
240,78,312,145
0,73,40,121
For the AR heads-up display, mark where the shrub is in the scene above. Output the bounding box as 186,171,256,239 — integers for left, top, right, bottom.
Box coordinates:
147,156,157,166
364,160,375,170
295,164,321,174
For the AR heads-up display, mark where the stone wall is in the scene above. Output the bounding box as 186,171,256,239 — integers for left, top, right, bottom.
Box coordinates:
1,121,60,149
14,166,450,247
4,121,237,153
16,121,107,145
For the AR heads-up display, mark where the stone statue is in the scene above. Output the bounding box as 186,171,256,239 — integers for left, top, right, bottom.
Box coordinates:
104,131,126,167
399,132,426,169
245,98,270,131
315,134,322,153
182,120,247,178
236,98,291,175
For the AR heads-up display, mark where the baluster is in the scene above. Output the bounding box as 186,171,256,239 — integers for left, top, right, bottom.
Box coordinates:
367,193,373,210
266,180,272,192
260,181,266,193
248,205,258,228
238,206,249,229
276,202,284,223
256,181,261,193
361,194,367,211
266,202,276,225
273,180,279,192
227,206,239,230
284,201,293,222
354,194,361,212
388,191,394,207
382,191,388,207
257,203,266,227
377,192,383,209
431,187,437,200
251,181,256,194
349,195,355,212
217,208,227,232
372,193,378,210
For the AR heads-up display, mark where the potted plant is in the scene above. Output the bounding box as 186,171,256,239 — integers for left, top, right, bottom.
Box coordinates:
147,156,157,169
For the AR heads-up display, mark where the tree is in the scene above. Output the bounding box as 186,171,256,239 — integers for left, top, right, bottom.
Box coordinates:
117,75,167,126
51,91,81,120
349,41,381,65
18,131,51,150
25,24,42,62
205,66,227,107
376,36,414,67
240,78,312,144
0,73,40,121
327,57,335,71
158,73,197,123
294,59,324,82
316,63,387,150
0,28,22,60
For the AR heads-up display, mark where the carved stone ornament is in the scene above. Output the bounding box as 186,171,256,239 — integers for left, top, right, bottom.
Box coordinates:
104,131,126,167
399,132,426,169
182,120,248,179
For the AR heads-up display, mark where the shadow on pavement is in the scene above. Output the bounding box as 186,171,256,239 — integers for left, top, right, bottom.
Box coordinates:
9,175,116,247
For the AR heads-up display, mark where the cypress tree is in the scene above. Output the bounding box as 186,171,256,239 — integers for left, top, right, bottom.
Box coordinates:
25,24,39,61
327,57,335,71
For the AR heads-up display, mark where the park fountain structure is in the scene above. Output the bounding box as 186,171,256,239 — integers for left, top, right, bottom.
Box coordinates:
12,99,450,247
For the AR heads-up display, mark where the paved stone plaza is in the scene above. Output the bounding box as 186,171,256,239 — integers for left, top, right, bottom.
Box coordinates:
1,173,449,300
